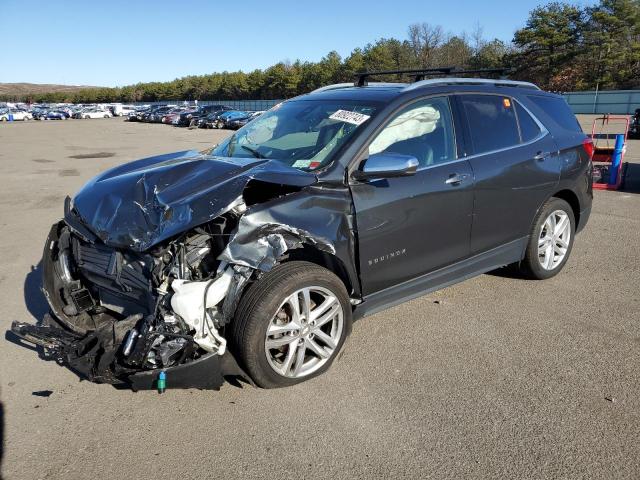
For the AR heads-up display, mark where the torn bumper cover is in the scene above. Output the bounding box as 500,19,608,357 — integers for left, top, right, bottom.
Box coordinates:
10,150,357,390
11,317,241,390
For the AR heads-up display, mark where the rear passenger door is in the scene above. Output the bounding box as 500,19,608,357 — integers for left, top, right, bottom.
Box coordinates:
456,94,560,255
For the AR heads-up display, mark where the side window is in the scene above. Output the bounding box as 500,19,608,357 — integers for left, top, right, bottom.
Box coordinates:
515,101,542,142
460,95,520,154
368,96,456,167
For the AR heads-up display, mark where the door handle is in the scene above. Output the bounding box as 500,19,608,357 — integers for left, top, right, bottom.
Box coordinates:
534,151,551,161
445,173,469,185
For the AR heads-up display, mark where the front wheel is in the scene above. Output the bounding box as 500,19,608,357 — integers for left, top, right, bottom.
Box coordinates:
517,197,575,280
231,261,352,388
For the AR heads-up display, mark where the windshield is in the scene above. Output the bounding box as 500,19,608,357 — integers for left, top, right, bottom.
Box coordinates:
212,100,378,171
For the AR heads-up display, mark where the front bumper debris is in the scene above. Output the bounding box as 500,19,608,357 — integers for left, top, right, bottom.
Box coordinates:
10,317,246,391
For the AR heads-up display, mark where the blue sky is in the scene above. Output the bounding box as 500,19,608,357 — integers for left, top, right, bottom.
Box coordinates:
0,0,596,87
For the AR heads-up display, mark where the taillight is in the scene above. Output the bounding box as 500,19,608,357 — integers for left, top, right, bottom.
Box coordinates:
582,137,594,159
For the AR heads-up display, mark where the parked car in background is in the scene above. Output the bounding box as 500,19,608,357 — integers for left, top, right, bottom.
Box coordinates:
75,108,113,119
57,107,73,118
32,108,49,120
111,105,137,117
0,109,33,121
162,107,189,125
225,111,264,130
630,108,640,139
45,110,68,120
213,110,249,129
146,106,177,123
126,106,151,122
197,109,230,129
177,104,232,127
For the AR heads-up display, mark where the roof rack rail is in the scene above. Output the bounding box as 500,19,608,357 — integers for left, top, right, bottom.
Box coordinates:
311,82,403,94
311,83,356,93
403,77,540,91
354,67,513,87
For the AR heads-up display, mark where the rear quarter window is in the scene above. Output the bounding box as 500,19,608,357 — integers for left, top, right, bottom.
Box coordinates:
527,95,582,133
515,101,541,142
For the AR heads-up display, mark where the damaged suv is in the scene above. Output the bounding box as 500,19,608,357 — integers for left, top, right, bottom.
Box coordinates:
13,71,593,390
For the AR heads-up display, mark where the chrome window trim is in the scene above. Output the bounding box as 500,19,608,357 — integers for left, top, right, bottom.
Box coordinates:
461,130,550,162
414,156,469,172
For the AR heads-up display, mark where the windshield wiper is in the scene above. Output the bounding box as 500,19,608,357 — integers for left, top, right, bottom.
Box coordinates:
240,145,265,159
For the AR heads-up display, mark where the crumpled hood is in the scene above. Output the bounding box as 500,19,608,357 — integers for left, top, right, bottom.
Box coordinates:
70,150,316,251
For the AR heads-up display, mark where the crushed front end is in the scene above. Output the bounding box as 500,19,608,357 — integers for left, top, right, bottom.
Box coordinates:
10,150,355,390
13,208,248,390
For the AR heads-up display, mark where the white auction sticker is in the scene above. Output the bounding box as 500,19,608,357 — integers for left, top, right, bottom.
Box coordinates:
292,160,312,168
329,110,371,126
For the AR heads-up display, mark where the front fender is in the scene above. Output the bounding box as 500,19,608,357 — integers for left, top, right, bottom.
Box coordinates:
219,184,361,298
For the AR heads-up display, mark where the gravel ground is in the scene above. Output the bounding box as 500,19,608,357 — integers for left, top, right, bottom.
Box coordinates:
0,116,638,479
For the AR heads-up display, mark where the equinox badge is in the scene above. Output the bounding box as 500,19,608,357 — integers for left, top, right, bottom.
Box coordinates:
368,248,407,266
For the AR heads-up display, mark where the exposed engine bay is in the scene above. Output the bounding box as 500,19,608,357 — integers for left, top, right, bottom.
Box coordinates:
11,150,356,390
15,204,249,388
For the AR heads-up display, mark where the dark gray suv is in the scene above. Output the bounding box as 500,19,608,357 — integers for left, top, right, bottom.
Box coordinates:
13,73,593,390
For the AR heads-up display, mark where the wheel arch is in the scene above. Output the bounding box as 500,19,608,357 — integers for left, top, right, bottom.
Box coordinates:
282,245,355,298
550,189,581,229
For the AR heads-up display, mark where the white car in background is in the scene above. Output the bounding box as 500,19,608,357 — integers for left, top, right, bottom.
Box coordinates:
111,104,137,116
80,109,113,119
0,110,33,121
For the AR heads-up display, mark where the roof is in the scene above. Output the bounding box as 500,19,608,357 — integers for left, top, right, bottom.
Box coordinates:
295,83,407,102
296,78,540,103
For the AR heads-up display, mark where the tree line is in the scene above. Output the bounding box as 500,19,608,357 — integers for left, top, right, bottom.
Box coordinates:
4,0,639,104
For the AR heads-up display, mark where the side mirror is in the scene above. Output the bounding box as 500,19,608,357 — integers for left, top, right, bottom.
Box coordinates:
353,152,419,180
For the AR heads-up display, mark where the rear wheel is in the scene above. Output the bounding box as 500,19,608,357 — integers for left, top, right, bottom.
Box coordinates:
231,261,352,388
517,197,575,280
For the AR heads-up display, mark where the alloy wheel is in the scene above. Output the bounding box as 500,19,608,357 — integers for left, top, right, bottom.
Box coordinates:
538,210,571,270
265,286,344,378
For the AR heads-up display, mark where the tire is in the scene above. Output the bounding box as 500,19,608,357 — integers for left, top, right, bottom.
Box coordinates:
517,197,575,280
216,120,224,129
23,116,29,121
104,114,109,118
231,261,352,388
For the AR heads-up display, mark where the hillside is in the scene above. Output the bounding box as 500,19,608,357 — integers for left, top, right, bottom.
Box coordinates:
0,83,101,97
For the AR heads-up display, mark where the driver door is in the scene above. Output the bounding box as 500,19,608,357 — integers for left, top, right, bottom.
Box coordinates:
350,96,474,295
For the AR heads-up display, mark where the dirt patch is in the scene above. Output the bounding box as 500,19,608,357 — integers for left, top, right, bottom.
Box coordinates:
32,158,54,163
68,152,115,159
58,169,80,177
